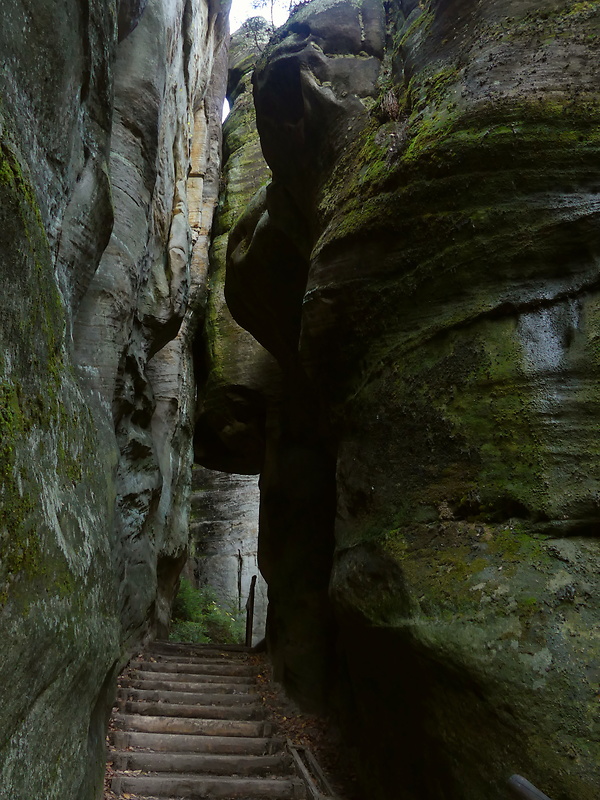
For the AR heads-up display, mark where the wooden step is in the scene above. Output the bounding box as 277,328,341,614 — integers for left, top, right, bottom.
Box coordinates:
120,677,256,695
110,730,285,755
133,661,256,677
118,700,264,720
128,669,254,685
128,661,255,685
149,640,250,656
111,773,306,798
112,750,292,775
106,642,309,800
118,688,259,706
141,653,249,666
112,713,271,738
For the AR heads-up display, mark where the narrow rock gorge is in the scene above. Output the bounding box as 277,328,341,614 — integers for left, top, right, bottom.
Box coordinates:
1,1,599,799
188,464,268,643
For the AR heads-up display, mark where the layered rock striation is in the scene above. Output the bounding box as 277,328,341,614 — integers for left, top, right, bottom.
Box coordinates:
0,0,228,797
224,1,600,798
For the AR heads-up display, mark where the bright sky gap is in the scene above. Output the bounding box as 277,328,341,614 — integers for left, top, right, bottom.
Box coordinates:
223,0,290,118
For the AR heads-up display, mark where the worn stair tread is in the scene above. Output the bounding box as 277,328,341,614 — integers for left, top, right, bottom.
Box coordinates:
141,654,251,666
111,773,305,799
119,700,264,720
113,713,271,738
132,661,256,677
112,750,292,775
111,731,285,755
108,792,300,800
150,641,250,655
120,677,256,695
106,644,301,800
128,669,254,686
119,688,259,706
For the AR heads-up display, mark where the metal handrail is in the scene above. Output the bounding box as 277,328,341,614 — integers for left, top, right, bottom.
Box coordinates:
245,574,257,647
508,775,553,800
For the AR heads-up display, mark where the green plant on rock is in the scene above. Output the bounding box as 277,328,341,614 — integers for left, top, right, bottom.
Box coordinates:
169,577,244,644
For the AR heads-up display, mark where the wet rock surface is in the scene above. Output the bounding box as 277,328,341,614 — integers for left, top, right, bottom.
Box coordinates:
224,1,600,798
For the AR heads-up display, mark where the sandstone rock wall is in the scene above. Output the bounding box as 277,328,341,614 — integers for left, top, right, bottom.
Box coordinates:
0,0,228,797
189,465,268,644
224,1,600,797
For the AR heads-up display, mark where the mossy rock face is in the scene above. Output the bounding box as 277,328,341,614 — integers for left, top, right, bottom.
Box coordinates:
0,120,120,799
321,2,600,795
331,528,600,799
252,0,386,212
228,0,600,797
0,0,229,797
305,1,600,543
0,5,121,796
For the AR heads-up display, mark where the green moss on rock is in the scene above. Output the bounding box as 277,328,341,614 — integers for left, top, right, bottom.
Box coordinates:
0,134,96,608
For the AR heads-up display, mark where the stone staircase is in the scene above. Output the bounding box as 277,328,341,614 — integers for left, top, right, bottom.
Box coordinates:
109,640,307,799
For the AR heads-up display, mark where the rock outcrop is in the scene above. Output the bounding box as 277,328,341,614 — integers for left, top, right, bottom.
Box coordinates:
3,0,600,797
224,1,600,798
0,0,228,797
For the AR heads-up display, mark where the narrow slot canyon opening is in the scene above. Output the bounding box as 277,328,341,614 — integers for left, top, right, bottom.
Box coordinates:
1,1,599,800
175,465,267,648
